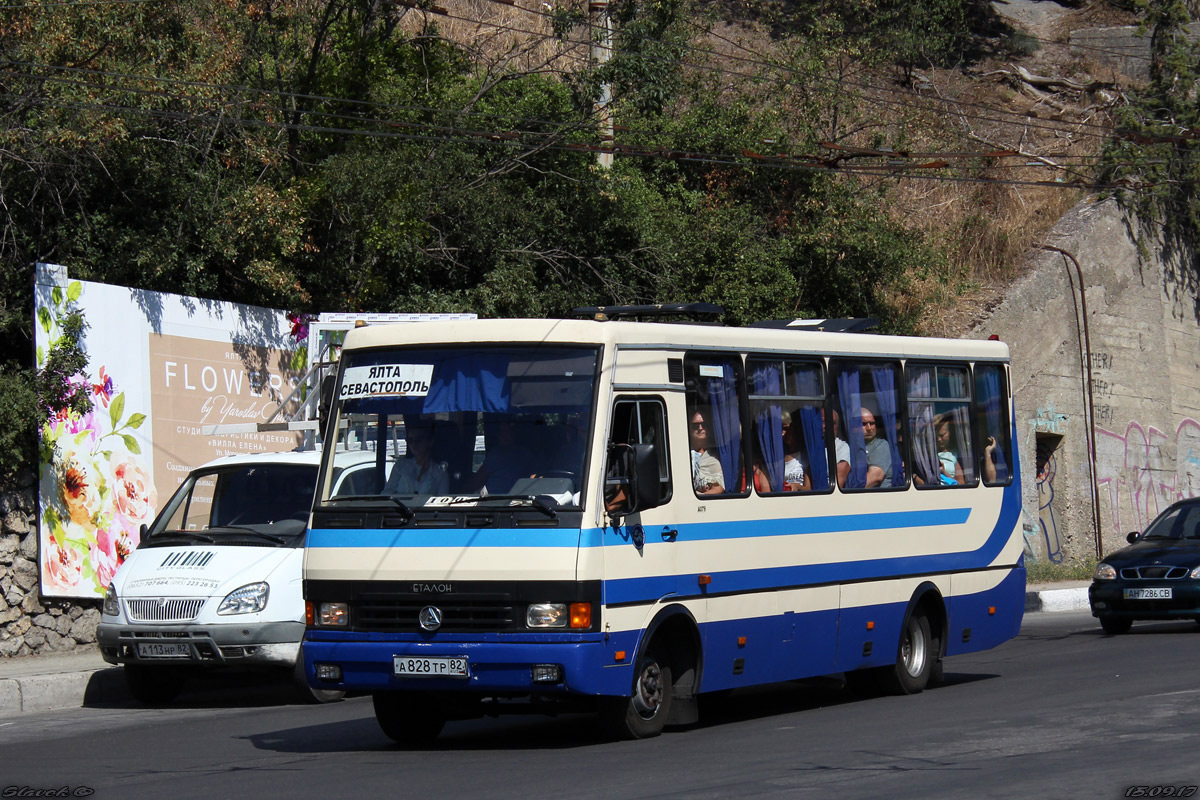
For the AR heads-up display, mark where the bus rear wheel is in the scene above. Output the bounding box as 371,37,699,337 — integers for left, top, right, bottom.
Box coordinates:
599,649,673,740
889,613,933,694
373,693,445,746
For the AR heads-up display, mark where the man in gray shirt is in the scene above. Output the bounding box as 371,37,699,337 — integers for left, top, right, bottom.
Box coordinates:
860,407,892,488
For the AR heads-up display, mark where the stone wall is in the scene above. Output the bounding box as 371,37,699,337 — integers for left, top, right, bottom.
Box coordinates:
967,197,1200,566
0,473,100,657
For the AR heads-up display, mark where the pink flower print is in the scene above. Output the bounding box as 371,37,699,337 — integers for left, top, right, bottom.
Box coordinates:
44,536,84,594
90,535,119,589
111,456,157,535
92,366,115,406
56,444,105,527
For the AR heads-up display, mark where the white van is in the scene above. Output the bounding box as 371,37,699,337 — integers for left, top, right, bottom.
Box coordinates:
97,449,388,704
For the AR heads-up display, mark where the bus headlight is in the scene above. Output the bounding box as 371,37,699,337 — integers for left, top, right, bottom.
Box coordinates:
218,582,270,615
526,602,591,628
1094,563,1117,581
527,603,568,628
318,602,349,627
102,584,120,617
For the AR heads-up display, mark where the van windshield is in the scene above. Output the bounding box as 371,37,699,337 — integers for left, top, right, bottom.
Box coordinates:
319,345,599,510
146,464,318,544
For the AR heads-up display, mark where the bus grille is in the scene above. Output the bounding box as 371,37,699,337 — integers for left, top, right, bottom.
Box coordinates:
127,598,206,622
356,593,517,632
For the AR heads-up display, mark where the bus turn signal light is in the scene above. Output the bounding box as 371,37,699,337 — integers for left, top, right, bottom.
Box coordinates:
570,602,591,628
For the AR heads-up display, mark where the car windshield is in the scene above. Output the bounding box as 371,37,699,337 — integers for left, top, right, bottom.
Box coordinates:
1140,503,1200,540
318,345,599,510
148,464,318,542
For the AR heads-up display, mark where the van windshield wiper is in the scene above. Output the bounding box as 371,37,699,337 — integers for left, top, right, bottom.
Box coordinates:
446,495,559,519
206,525,290,544
150,530,216,544
324,494,414,519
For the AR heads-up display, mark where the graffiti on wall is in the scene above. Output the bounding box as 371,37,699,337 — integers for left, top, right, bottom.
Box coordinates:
1036,451,1064,563
1095,419,1200,536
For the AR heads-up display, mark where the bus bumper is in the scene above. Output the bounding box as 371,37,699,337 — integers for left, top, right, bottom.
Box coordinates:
302,634,633,697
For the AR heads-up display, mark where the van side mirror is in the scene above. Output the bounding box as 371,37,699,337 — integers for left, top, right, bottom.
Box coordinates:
605,442,662,518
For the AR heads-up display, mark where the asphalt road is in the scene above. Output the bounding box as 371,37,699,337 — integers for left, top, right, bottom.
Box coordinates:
1,610,1198,800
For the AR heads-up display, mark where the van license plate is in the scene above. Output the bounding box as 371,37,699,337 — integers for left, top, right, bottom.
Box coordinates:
393,656,468,678
1124,587,1172,600
137,642,192,658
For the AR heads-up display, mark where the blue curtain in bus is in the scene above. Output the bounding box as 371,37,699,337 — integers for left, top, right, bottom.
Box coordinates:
422,353,511,414
872,366,903,486
908,368,939,486
707,365,740,492
982,369,1010,482
751,364,784,492
794,369,829,491
837,370,867,489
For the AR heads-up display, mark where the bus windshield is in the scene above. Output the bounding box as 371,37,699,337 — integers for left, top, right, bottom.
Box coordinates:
318,345,599,509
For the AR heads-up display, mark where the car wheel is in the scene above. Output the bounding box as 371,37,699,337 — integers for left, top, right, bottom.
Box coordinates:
599,648,673,740
373,693,445,746
1099,616,1132,635
123,664,187,705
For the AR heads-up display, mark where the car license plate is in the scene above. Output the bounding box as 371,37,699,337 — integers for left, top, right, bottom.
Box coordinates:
137,642,193,658
393,656,468,678
1124,587,1173,600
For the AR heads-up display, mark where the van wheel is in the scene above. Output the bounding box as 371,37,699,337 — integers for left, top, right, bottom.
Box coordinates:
373,693,445,746
599,648,673,740
292,659,344,704
124,664,186,705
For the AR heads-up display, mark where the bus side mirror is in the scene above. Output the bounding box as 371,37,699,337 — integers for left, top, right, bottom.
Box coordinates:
605,443,662,518
318,375,336,442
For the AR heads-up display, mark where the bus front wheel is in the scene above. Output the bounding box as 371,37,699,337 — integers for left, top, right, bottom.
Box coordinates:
373,693,445,746
599,649,673,740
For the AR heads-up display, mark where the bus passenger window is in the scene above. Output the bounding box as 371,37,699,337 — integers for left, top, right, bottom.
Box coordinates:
684,355,746,497
748,358,827,493
830,360,906,490
908,363,974,489
974,364,1012,485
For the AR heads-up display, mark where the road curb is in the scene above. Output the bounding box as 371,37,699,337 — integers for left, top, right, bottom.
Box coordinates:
1025,586,1090,614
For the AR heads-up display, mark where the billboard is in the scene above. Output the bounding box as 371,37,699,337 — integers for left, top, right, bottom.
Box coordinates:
35,264,304,598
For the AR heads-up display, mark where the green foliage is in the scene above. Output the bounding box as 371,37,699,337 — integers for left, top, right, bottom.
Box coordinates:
1025,559,1098,584
0,367,38,483
1099,2,1200,294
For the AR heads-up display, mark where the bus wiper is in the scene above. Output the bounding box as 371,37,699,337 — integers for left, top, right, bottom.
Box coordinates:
325,494,414,519
451,494,559,519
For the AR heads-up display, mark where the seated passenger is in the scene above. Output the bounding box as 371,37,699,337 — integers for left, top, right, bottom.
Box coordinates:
822,408,850,489
385,417,449,495
689,409,724,494
934,413,966,486
861,407,892,488
466,416,536,495
781,411,812,492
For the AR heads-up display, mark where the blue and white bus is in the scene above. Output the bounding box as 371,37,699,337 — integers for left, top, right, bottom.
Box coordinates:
302,306,1023,743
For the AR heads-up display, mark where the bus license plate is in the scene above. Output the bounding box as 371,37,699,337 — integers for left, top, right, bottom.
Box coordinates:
393,656,468,678
137,642,192,659
1124,587,1172,600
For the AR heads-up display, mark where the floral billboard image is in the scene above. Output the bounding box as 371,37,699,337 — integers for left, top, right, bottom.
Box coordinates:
35,265,302,599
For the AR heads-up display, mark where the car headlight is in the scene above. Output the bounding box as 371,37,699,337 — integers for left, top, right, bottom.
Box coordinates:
102,583,120,616
217,582,269,615
1094,563,1117,581
1190,565,1200,579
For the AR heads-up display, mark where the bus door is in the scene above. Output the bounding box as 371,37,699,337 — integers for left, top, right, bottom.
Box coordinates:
603,396,679,621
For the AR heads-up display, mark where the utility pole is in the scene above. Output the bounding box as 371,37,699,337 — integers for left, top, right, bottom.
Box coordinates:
590,0,613,168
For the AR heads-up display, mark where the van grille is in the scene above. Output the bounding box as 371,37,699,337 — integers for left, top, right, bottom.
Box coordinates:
127,598,206,622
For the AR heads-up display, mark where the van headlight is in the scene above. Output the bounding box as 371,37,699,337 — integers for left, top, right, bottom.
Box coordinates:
102,583,120,616
218,582,269,615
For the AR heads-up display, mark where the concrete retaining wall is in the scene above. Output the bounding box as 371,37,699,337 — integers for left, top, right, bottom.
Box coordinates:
968,198,1200,566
